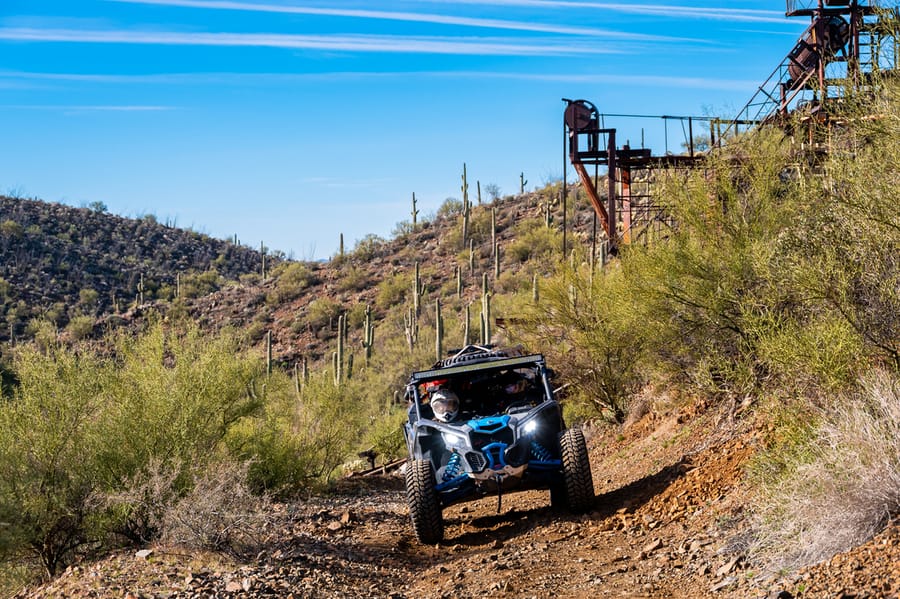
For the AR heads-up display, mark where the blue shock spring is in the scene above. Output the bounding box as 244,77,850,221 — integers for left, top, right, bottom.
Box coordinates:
531,442,552,462
443,452,462,481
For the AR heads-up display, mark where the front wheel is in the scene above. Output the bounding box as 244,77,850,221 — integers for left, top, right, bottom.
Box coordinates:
406,459,444,544
558,428,595,512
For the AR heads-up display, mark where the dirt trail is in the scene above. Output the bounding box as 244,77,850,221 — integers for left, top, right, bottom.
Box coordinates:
16,400,900,598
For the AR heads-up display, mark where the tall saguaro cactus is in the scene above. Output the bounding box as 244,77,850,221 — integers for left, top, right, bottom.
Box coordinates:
461,163,470,247
494,241,500,279
411,192,419,229
435,298,444,362
265,330,273,376
491,206,497,255
480,273,492,345
455,265,462,299
404,306,419,350
334,313,348,386
260,241,267,281
412,261,423,315
463,303,471,346
520,172,528,194
362,304,375,366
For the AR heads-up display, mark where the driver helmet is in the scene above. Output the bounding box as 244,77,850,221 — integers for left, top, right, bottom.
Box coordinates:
504,378,527,395
431,389,460,423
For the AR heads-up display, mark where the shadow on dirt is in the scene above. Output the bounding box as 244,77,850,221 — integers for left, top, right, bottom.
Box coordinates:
593,456,693,518
442,457,693,547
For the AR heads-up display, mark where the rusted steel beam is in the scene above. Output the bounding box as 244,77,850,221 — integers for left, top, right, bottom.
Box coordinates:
573,161,611,239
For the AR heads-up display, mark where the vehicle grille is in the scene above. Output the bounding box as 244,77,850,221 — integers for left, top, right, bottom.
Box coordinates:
466,452,486,471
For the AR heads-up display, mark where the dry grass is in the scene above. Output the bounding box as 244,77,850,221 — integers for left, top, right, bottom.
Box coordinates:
160,461,273,559
750,369,900,571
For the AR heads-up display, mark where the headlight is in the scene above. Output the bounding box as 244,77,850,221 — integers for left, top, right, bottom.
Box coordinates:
522,420,538,434
442,431,465,446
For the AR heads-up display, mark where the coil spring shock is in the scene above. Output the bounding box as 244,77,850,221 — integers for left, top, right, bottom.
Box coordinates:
443,452,462,481
531,442,552,462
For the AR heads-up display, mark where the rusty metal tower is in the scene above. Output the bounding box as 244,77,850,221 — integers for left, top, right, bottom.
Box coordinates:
562,100,703,255
723,0,899,138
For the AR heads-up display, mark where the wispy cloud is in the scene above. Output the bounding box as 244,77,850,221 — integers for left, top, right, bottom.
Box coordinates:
107,0,701,42
0,69,757,92
0,27,638,55
420,0,792,25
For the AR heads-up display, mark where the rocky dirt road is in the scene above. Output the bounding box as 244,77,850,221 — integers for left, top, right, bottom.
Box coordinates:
17,400,900,598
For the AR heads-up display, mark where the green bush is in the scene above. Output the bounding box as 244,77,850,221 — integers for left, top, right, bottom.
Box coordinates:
179,269,221,298
0,323,264,577
507,219,561,263
227,371,364,497
267,262,316,305
375,273,409,311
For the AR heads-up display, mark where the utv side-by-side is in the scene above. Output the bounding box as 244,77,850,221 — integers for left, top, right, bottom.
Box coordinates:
402,345,594,544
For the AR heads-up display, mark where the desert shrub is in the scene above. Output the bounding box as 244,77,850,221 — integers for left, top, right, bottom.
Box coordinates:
228,371,364,496
436,197,463,219
748,370,900,571
350,234,386,262
160,460,272,558
375,273,409,311
0,342,111,577
267,262,316,305
507,219,561,263
337,266,370,292
65,315,94,340
0,220,23,239
306,297,341,330
0,323,265,576
179,269,221,298
512,264,649,422
364,407,408,463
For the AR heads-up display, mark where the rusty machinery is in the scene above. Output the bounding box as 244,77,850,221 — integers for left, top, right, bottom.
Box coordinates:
724,0,899,139
562,99,707,255
562,0,898,255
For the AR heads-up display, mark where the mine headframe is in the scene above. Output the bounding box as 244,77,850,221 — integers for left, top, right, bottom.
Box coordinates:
721,0,899,141
563,99,702,256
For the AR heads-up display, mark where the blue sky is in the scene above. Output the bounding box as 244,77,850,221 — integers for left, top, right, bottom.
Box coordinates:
0,1,806,260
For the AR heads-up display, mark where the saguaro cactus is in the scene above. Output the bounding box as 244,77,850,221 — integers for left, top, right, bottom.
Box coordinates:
266,330,273,376
435,299,443,362
461,163,471,246
463,303,471,346
480,273,492,345
334,314,347,386
362,304,375,366
411,192,419,229
520,172,528,194
404,306,419,350
260,241,267,281
532,273,539,304
491,206,497,255
412,261,422,315
477,180,482,205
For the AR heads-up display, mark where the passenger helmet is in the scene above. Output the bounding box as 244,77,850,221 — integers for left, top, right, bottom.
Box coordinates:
431,389,459,422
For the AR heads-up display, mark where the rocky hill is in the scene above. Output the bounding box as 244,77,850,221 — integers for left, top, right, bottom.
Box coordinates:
0,195,266,343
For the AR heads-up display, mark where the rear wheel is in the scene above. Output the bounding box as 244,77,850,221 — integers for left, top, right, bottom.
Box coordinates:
406,459,444,544
558,428,594,512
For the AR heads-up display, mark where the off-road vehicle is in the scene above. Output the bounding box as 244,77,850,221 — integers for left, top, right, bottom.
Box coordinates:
402,345,594,544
